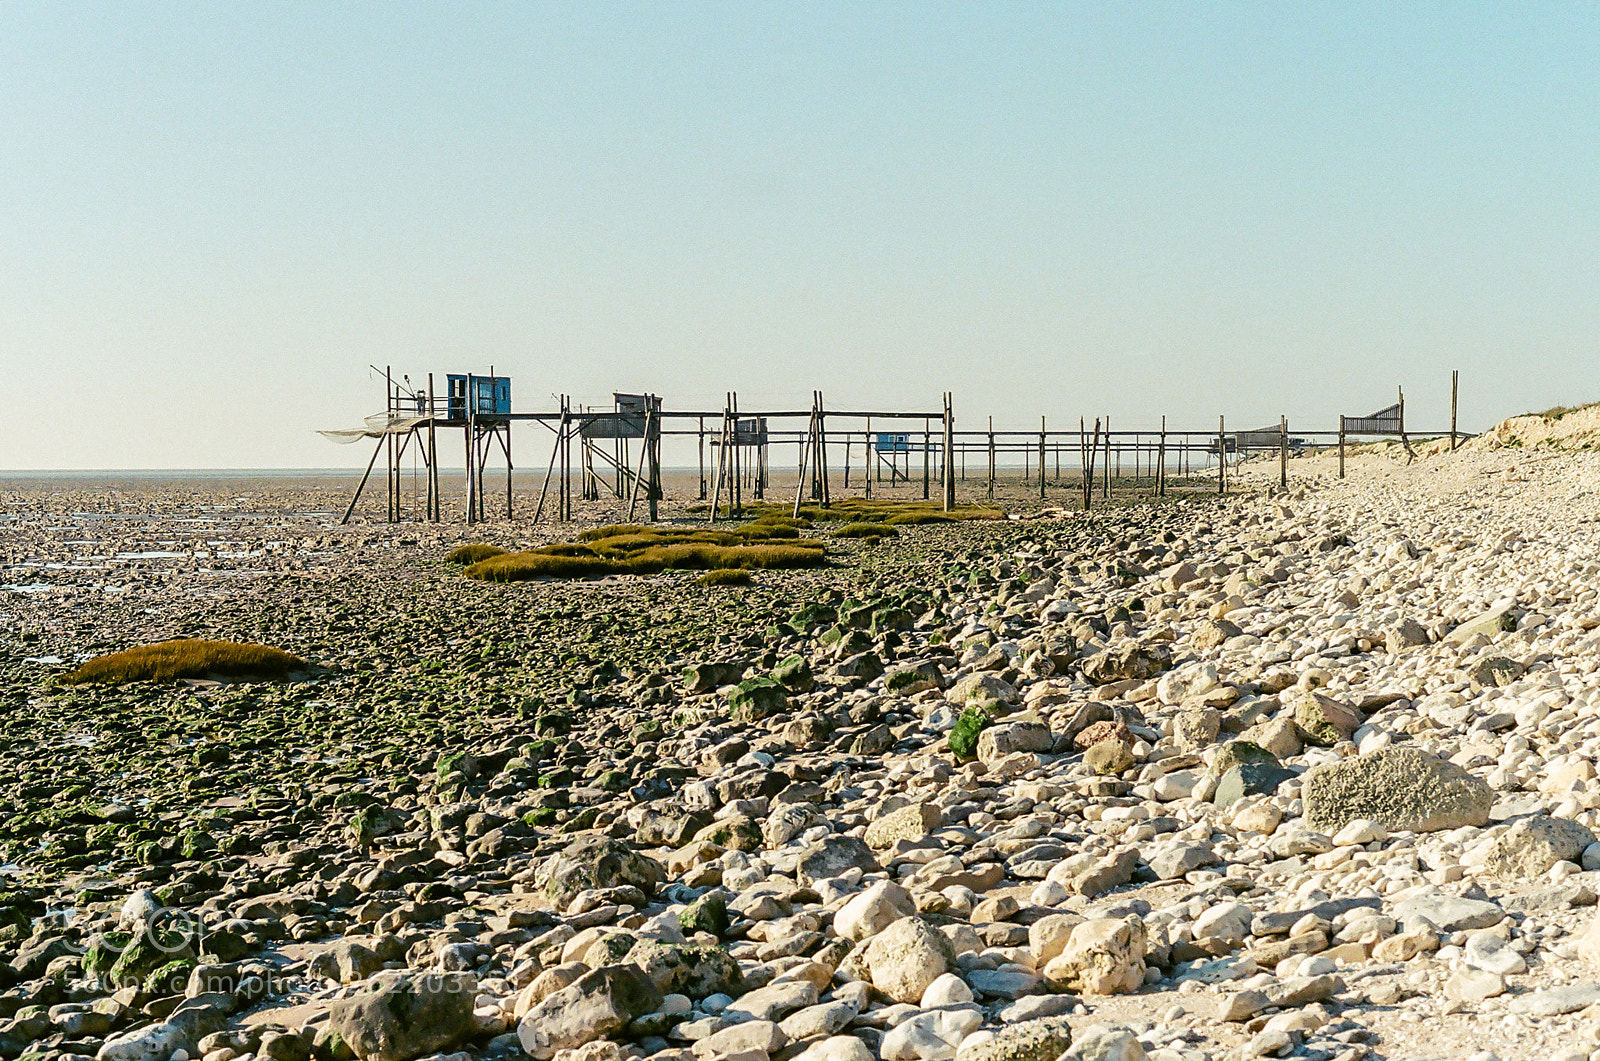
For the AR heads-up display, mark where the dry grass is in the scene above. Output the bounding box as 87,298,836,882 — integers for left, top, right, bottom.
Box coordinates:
1528,402,1600,421
65,640,309,685
462,523,827,582
445,543,507,564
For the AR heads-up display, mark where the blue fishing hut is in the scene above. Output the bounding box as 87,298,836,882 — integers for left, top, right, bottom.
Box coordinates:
446,374,511,422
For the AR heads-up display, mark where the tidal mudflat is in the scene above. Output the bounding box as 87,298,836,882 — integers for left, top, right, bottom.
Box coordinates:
6,441,1600,1061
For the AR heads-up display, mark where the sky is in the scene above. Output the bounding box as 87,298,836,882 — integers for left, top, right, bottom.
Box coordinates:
1,2,1597,469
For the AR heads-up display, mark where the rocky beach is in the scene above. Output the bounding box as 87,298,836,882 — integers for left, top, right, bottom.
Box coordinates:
7,432,1600,1061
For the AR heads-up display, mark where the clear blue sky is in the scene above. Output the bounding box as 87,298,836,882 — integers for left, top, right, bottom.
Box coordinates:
2,3,1596,468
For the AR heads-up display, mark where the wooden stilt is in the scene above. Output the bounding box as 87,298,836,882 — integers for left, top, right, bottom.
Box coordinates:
1450,370,1459,451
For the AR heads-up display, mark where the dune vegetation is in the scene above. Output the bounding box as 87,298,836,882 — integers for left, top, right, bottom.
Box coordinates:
65,640,309,685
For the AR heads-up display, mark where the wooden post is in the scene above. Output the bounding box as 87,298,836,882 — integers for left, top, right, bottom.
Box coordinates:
464,375,475,525
790,399,810,520
562,395,574,521
1157,416,1167,497
343,436,386,525
864,417,873,499
1279,416,1288,491
1079,418,1088,510
943,393,955,511
628,405,653,521
987,416,995,501
650,400,662,522
712,396,731,523
1217,415,1226,495
816,391,829,507
732,392,744,516
1102,416,1111,498
1450,369,1459,450
922,417,930,500
1038,416,1046,499
1338,415,1346,479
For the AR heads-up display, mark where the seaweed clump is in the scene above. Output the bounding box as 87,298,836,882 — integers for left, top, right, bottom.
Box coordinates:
461,519,825,583
445,543,507,565
65,640,309,685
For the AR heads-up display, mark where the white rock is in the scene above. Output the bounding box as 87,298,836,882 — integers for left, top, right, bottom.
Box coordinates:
791,1038,874,1061
1463,931,1527,976
835,881,917,942
1332,819,1389,847
919,972,975,1008
879,1008,982,1061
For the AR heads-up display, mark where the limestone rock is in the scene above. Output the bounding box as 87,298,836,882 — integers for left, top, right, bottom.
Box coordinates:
976,722,1053,765
626,940,744,998
1241,716,1303,760
797,836,881,884
879,1007,983,1061
865,804,942,849
1445,967,1506,1002
1483,816,1596,878
1173,707,1221,750
1082,642,1171,686
1060,1027,1147,1061
1391,894,1504,933
518,966,663,1059
543,836,665,909
949,673,1018,705
691,1020,789,1058
792,1038,874,1061
863,916,959,1004
1041,918,1146,995
834,880,917,942
1384,619,1429,652
1446,602,1520,644
955,1017,1074,1061
729,678,789,722
1191,619,1242,652
329,971,477,1061
1085,740,1133,776
1290,691,1362,747
1073,720,1132,751
1302,747,1492,835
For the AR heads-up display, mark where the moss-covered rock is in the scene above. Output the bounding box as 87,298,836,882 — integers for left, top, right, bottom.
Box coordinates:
771,655,815,693
109,923,195,989
542,835,665,908
678,891,730,937
948,706,994,763
1210,740,1281,778
728,678,788,723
